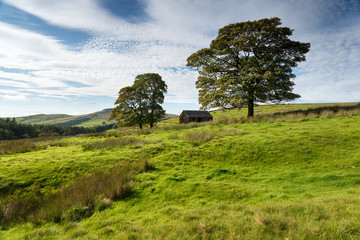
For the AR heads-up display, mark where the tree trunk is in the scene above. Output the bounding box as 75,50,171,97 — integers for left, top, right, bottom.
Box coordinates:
247,99,254,118
150,107,154,128
139,123,143,129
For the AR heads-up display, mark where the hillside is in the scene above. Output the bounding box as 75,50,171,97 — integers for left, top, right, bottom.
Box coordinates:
1,102,360,239
15,109,177,127
15,108,114,127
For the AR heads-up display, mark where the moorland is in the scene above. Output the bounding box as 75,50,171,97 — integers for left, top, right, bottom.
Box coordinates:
0,102,360,239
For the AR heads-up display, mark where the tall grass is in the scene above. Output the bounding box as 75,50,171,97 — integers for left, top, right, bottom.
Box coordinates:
83,136,145,151
213,103,360,125
185,131,213,146
159,122,207,131
0,157,153,227
138,156,155,172
0,136,71,155
0,139,46,155
261,103,360,121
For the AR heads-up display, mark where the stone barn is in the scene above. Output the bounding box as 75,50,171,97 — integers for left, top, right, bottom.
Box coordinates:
179,110,213,124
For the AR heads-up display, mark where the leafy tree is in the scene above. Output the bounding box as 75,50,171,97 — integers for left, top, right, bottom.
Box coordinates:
109,86,145,129
134,73,168,128
187,17,310,117
0,117,114,140
110,73,167,129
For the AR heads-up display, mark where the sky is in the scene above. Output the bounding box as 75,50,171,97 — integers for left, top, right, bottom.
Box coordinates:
0,0,359,117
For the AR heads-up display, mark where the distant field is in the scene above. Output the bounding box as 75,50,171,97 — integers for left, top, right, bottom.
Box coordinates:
1,102,360,239
15,109,178,127
15,108,114,127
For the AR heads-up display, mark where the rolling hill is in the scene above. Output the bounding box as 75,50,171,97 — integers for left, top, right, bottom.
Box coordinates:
1,102,360,239
15,109,178,127
15,108,114,127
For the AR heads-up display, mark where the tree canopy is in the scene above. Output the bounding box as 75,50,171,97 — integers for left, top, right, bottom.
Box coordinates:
0,117,114,140
110,73,167,129
187,17,310,117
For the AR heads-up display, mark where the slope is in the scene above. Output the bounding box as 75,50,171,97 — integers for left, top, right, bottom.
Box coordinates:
15,109,114,127
1,103,360,239
15,109,178,127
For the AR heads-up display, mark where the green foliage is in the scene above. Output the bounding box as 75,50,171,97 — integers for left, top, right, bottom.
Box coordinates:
0,117,116,140
110,73,167,129
187,17,310,117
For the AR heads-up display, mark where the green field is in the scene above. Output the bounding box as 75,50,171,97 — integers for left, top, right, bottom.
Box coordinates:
1,103,360,239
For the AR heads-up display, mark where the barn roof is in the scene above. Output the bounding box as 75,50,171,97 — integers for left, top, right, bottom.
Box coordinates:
181,110,213,118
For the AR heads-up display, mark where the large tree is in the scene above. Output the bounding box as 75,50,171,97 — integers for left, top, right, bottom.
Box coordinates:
110,73,167,129
134,73,168,128
187,17,310,117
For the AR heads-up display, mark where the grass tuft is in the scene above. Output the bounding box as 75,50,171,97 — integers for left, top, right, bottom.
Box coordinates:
0,139,46,155
83,137,145,150
137,156,155,172
185,131,213,146
0,159,155,227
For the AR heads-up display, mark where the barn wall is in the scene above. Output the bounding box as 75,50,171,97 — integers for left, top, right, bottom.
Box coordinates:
179,115,213,124
179,113,188,124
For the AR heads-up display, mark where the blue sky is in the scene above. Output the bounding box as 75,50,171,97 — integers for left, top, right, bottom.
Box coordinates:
0,0,359,117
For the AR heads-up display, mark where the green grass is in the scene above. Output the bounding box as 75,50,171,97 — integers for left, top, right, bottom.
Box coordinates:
1,103,360,239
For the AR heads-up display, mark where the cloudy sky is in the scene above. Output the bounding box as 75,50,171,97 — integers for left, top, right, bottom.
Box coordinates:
0,0,359,117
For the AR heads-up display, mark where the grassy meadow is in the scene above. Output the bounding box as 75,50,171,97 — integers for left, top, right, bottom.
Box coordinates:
1,103,360,239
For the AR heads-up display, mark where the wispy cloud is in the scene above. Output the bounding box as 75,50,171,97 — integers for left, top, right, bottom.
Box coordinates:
0,0,359,116
295,23,360,102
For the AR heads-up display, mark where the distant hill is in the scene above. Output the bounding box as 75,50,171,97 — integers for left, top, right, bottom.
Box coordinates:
15,109,178,127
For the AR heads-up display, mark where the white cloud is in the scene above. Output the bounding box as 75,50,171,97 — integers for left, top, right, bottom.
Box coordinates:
0,22,69,69
0,89,29,101
0,19,201,103
1,94,27,101
0,0,359,117
295,23,360,102
3,0,123,33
